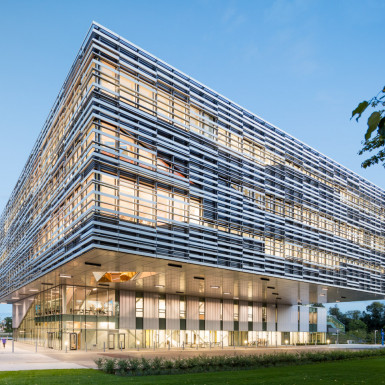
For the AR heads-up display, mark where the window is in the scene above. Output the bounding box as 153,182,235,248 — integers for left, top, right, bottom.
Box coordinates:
199,299,205,320
159,295,166,318
135,293,143,318
180,297,186,319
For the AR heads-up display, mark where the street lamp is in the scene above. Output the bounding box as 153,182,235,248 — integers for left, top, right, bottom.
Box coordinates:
327,339,330,346
285,339,289,346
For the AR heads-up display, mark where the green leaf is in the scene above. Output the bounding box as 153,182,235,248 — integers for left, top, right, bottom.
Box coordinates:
378,117,385,138
365,111,382,141
351,101,369,121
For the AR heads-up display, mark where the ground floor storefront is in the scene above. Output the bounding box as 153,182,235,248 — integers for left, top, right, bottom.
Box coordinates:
13,284,326,351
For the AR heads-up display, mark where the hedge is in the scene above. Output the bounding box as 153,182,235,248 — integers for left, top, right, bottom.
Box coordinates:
95,347,385,376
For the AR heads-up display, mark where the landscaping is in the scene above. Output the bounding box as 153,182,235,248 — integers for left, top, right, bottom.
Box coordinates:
95,348,385,377
0,356,385,384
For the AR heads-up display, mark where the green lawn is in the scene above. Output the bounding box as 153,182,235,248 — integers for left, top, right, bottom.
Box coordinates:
1,357,385,384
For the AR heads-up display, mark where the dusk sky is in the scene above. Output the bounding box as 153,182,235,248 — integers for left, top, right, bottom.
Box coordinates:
0,0,384,316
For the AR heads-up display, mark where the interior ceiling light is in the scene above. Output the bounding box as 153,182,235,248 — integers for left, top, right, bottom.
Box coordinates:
155,284,165,288
210,285,220,289
59,274,72,279
29,289,39,292
320,294,325,297
322,287,328,291
93,271,158,283
223,292,231,295
336,300,340,302
11,297,19,300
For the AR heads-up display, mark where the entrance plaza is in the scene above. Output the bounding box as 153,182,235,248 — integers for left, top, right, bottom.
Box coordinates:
0,340,383,372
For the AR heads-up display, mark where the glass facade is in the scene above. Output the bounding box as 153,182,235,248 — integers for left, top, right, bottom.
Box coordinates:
15,285,324,350
1,23,384,349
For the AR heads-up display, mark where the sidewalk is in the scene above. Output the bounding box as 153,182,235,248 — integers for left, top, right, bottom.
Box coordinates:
0,341,383,372
0,342,93,371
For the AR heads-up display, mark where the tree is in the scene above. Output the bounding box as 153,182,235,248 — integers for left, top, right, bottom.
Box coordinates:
361,302,385,331
328,305,348,325
3,317,12,333
345,310,362,321
351,86,385,168
347,319,367,333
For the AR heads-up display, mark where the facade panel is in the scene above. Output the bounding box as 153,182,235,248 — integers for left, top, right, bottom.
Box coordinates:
0,22,384,349
120,290,136,330
299,306,310,332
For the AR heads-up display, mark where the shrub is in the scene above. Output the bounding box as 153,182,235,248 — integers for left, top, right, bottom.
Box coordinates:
95,348,385,377
103,358,116,374
94,358,104,370
116,359,129,375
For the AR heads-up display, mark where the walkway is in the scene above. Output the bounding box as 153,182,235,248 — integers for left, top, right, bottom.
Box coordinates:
0,341,383,371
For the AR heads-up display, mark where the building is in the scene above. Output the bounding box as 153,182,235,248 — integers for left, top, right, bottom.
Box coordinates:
0,22,384,351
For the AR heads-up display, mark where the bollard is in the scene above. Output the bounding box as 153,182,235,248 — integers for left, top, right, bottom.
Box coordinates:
12,339,14,353
103,342,105,352
35,341,37,353
182,341,184,350
65,344,67,353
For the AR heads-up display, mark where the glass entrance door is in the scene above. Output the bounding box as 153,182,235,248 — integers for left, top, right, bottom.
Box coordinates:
118,333,125,349
47,332,54,349
108,333,115,349
70,333,78,350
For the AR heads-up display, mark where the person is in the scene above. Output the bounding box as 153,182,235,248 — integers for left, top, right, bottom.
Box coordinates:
1,338,6,348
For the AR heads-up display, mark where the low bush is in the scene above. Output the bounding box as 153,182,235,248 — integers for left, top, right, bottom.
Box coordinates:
95,348,385,377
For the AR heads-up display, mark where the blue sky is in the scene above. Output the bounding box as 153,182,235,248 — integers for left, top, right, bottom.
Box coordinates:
0,0,384,316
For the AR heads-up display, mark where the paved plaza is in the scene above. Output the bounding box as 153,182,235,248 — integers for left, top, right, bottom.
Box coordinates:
0,341,383,371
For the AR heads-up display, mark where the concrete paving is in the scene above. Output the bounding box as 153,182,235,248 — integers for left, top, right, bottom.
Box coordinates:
0,342,90,371
0,341,383,372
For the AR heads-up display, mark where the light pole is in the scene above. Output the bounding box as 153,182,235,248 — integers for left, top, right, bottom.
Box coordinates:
375,330,378,345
